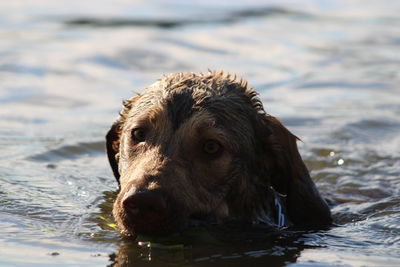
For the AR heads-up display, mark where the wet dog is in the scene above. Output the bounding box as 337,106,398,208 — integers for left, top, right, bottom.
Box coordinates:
106,72,332,237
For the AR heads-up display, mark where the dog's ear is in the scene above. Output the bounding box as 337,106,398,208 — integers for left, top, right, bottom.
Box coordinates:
106,94,140,184
262,115,332,227
106,122,122,183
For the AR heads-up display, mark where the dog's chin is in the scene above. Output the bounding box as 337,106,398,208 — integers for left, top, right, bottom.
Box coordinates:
186,213,219,227
118,216,186,238
119,223,176,238
118,214,219,238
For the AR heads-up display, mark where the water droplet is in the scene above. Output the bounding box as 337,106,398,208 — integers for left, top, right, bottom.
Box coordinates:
329,151,335,156
338,159,344,165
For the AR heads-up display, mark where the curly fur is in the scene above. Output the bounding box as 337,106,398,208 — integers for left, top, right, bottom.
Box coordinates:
106,71,332,237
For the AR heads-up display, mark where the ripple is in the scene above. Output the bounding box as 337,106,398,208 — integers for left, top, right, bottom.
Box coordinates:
0,92,87,108
26,140,105,162
62,7,309,28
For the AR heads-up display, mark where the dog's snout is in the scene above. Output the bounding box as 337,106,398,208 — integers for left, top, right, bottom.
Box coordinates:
122,189,167,224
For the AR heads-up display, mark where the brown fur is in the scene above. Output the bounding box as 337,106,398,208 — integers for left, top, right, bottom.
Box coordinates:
106,71,332,237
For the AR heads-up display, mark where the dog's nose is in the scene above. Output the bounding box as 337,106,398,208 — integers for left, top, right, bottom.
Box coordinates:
122,189,167,224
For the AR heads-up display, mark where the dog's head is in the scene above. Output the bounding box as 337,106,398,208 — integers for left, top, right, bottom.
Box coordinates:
106,72,331,237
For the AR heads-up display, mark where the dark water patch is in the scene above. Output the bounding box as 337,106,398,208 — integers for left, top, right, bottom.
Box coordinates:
114,49,189,71
349,119,400,131
296,81,391,90
22,95,88,108
332,197,398,226
82,49,189,72
27,140,105,162
332,173,394,202
62,7,308,29
109,228,314,266
358,196,400,217
65,17,187,28
85,55,128,70
0,87,41,104
332,119,400,144
0,114,48,124
0,91,87,108
257,79,298,91
154,37,230,55
324,214,400,260
230,6,306,20
281,117,321,127
0,63,46,76
0,114,49,127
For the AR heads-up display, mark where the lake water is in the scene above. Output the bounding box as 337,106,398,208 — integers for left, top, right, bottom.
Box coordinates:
0,0,399,266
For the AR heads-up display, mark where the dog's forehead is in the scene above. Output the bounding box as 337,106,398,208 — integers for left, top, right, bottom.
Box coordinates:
128,73,265,132
164,89,196,131
145,90,201,131
129,79,205,127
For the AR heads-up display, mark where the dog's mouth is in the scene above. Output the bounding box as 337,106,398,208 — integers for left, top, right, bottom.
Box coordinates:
131,217,215,237
125,213,218,235
115,188,226,237
120,206,220,237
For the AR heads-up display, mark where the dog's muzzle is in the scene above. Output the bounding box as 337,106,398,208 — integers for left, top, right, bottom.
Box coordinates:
122,188,168,234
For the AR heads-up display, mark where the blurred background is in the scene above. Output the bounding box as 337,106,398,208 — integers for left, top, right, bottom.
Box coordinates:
0,0,399,266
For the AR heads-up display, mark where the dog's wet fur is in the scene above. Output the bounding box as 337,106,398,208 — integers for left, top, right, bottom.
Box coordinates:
106,72,332,237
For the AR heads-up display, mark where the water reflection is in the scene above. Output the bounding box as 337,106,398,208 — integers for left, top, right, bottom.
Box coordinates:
1,0,400,266
63,7,307,29
108,229,310,266
93,190,318,266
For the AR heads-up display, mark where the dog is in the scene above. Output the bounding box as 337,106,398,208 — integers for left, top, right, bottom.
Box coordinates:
106,71,332,237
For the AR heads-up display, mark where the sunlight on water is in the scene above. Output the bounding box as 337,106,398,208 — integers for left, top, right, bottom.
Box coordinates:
0,0,400,266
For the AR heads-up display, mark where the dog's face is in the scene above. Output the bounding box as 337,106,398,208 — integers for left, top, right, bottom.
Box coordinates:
106,72,332,237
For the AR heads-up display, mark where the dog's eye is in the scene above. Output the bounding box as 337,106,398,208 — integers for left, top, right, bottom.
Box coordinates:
132,128,146,143
203,140,222,155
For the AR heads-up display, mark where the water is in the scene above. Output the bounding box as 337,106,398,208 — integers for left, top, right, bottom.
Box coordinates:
1,0,399,266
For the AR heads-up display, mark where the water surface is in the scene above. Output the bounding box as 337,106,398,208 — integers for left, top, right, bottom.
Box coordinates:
1,0,399,266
